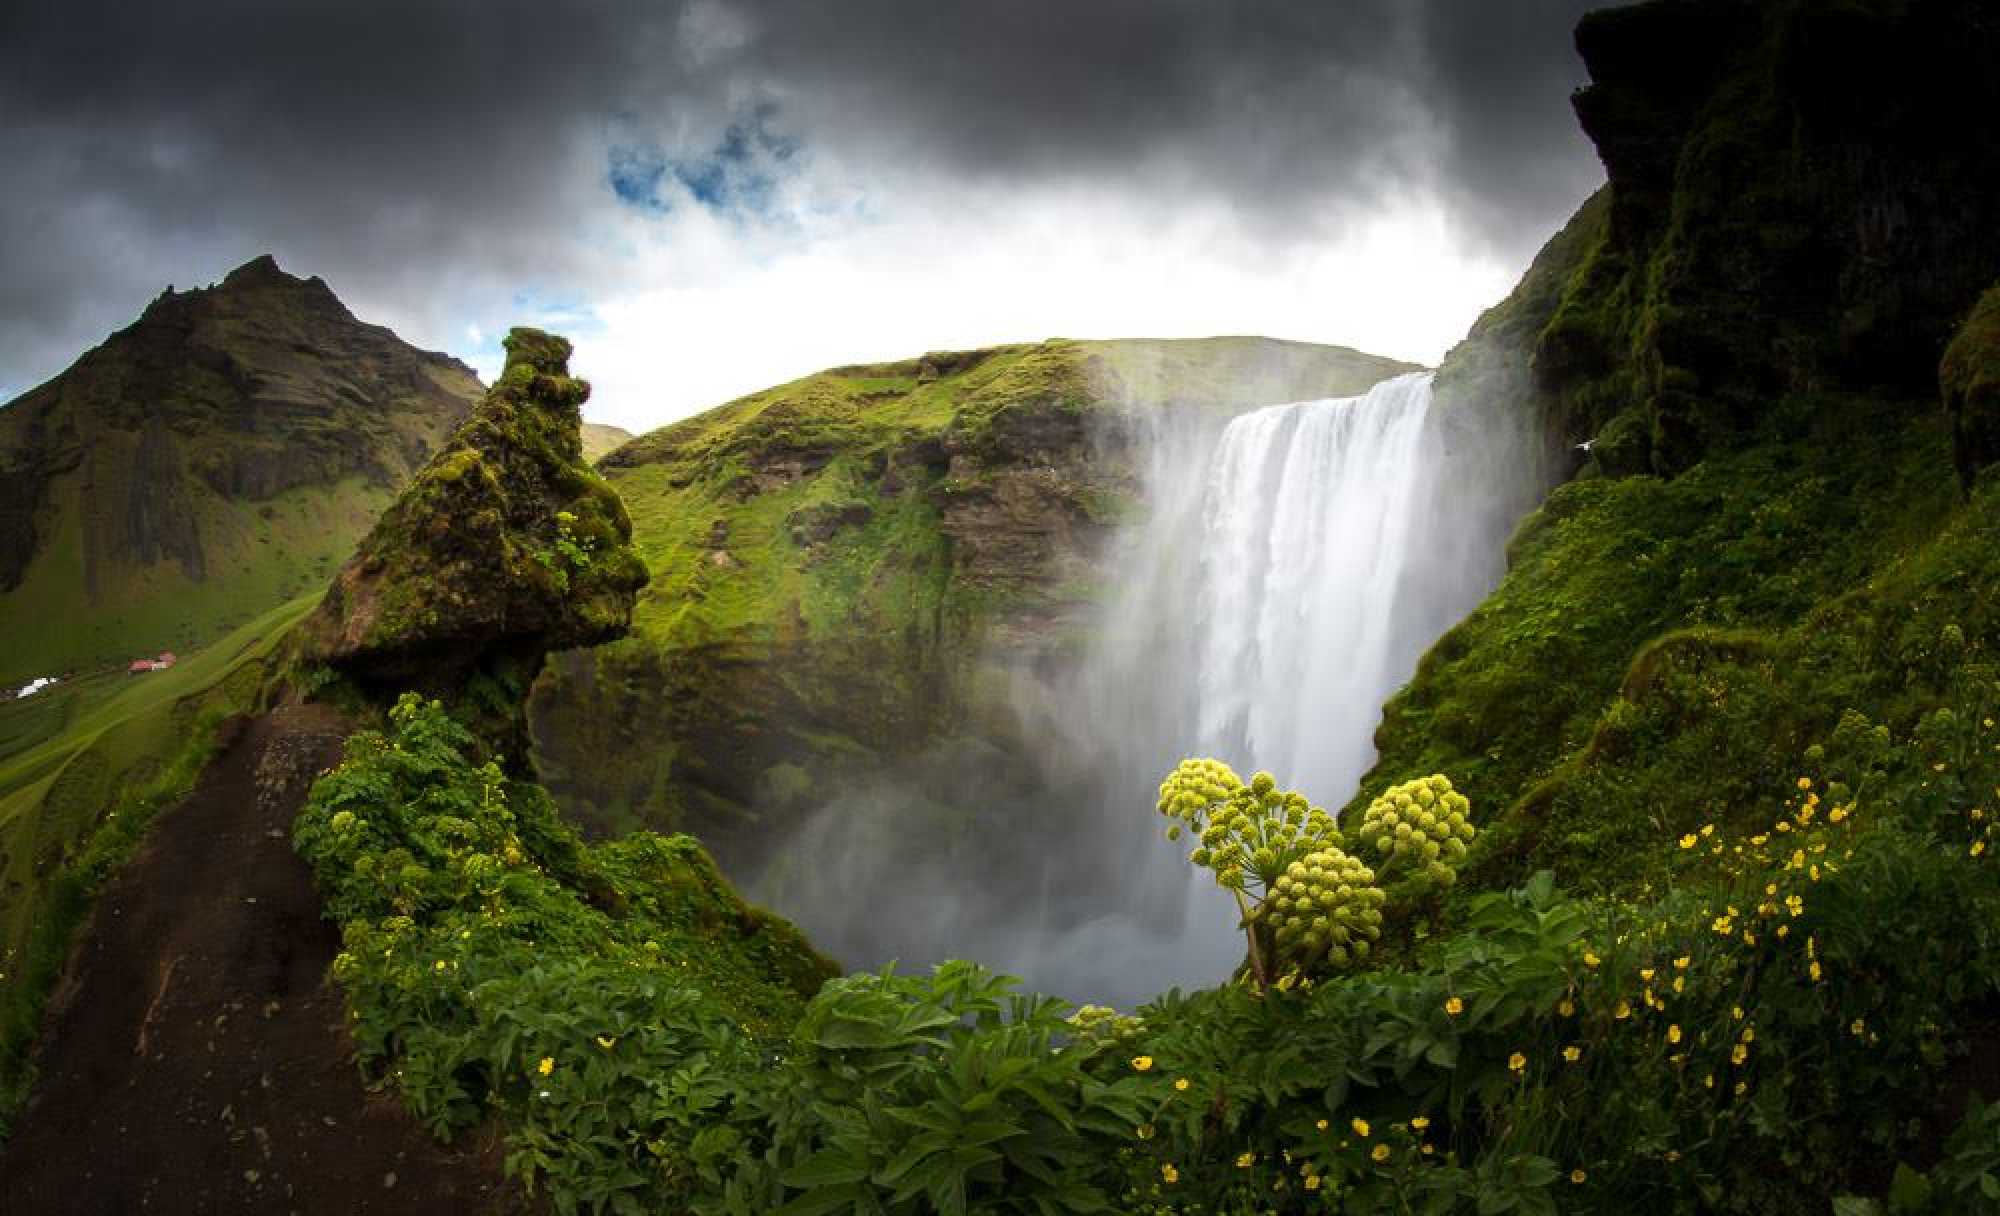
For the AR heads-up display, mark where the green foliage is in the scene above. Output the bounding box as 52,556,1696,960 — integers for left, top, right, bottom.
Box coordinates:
1358,387,1982,898
696,962,1149,1216
293,694,832,1213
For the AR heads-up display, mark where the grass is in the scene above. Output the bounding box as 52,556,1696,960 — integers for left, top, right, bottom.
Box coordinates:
0,594,317,1012
0,462,395,690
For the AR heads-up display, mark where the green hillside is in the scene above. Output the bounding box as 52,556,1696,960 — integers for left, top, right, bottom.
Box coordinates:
0,255,481,693
528,335,1418,851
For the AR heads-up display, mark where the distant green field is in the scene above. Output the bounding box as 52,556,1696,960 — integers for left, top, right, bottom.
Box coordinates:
0,594,316,968
0,472,392,690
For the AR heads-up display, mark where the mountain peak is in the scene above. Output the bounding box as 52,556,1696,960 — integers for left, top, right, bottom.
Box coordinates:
222,253,286,285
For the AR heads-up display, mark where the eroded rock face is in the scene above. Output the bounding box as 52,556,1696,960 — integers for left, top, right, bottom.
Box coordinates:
298,328,646,755
1545,0,2000,473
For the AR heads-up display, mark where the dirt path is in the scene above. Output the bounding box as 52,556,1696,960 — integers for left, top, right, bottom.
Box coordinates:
0,702,532,1214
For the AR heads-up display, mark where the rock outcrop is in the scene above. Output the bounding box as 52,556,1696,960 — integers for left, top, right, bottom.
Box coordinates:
298,328,646,761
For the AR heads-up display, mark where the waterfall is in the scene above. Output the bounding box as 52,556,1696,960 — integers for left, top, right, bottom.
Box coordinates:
1191,372,1438,801
755,370,1550,1006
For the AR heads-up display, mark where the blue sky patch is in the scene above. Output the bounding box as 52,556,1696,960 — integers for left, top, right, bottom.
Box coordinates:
607,103,802,222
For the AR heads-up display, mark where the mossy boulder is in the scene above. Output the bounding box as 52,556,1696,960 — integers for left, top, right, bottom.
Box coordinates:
297,328,646,756
1941,281,2000,488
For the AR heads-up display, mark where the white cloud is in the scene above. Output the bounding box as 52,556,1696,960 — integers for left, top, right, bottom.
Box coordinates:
559,176,1533,433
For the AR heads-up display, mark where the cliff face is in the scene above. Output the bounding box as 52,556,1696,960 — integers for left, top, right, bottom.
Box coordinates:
1351,0,2000,895
0,255,481,686
1538,0,2000,475
527,336,1418,861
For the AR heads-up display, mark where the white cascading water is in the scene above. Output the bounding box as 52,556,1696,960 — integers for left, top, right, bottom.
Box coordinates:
756,369,1552,1006
1193,372,1437,800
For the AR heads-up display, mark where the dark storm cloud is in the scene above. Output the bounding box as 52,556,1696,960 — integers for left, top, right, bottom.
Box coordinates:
0,0,1607,396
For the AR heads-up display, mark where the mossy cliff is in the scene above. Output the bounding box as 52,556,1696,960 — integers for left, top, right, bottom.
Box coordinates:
1533,0,2000,476
0,255,481,689
295,327,648,760
528,337,1415,860
1350,0,2000,897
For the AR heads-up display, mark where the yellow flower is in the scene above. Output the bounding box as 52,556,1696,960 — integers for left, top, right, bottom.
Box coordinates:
1557,998,1575,1017
1673,956,1690,971
1411,1116,1430,1131
536,1057,554,1076
1614,1000,1631,1020
1161,1163,1179,1184
1444,995,1464,1016
1731,1044,1748,1066
1667,1024,1682,1045
1735,1080,1748,1096
1679,834,1698,850
1571,1169,1587,1184
1829,806,1848,823
1797,776,1812,791
1732,1006,1745,1021
1508,1052,1528,1073
1236,1151,1255,1168
1372,1144,1392,1163
1315,1119,1329,1132
594,1036,617,1050
1563,1045,1582,1063
1583,951,1601,968
1305,1175,1321,1191
1174,1077,1190,1091
1352,1117,1371,1137
1741,1026,1755,1044
1809,960,1823,982
1973,841,1987,857
1640,967,1656,982
1704,1073,1715,1089
1131,1055,1154,1072
1672,976,1686,994
1137,1124,1155,1140
1850,1019,1866,1036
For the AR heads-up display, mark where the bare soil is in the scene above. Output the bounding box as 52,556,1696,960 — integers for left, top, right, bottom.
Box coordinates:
0,702,532,1214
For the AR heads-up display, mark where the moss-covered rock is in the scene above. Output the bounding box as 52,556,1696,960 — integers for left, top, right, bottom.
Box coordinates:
297,328,646,759
1545,0,2000,474
1941,280,2000,487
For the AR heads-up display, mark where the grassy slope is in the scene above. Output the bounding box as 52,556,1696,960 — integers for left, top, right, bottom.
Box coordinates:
580,422,634,464
0,472,394,693
530,336,1417,842
0,594,317,963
